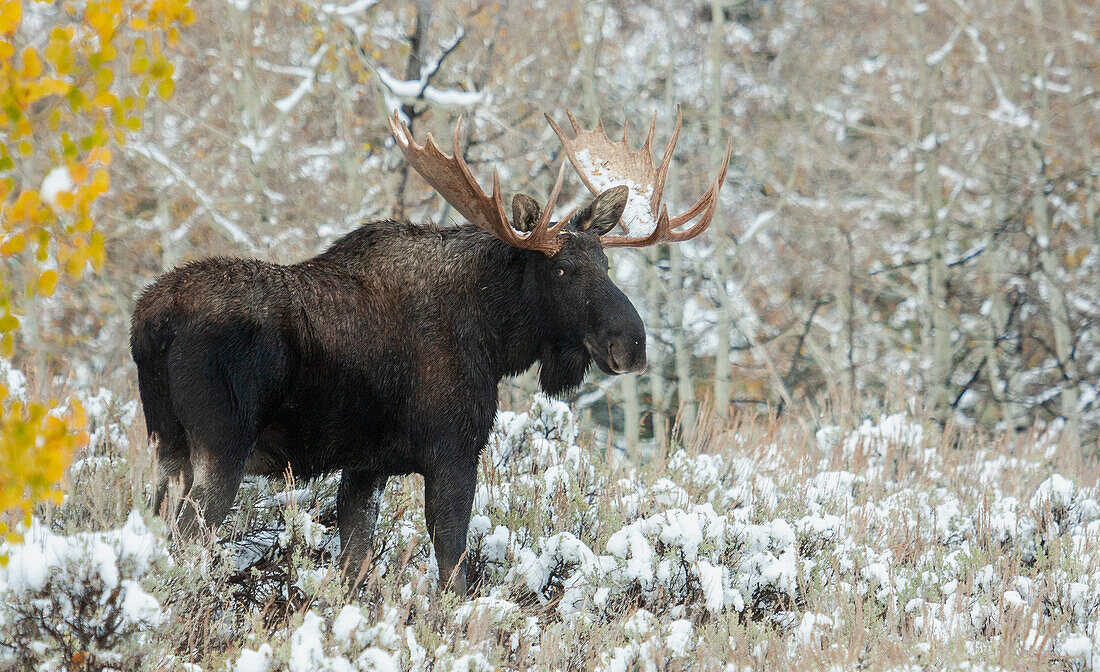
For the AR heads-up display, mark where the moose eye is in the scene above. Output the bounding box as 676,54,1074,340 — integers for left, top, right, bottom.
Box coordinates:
554,267,565,277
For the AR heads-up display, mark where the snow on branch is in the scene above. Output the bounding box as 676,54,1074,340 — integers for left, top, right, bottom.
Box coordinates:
924,25,960,67
273,44,330,114
371,27,483,109
239,44,330,164
375,66,485,107
319,0,377,16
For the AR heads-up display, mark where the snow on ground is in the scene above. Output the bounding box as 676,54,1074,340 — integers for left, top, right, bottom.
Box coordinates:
3,391,1099,670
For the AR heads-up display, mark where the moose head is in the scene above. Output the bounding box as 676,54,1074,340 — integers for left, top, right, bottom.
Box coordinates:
388,108,732,390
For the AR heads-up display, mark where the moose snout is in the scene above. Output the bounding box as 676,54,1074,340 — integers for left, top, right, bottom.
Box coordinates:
608,332,647,374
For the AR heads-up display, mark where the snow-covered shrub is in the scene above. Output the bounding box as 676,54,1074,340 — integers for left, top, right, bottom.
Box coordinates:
18,384,1100,670
595,609,698,671
0,511,170,670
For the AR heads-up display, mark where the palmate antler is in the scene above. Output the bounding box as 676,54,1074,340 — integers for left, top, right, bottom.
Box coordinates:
547,106,733,248
387,111,578,255
389,108,731,253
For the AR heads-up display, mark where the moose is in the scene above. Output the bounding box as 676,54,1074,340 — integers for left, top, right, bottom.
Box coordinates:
131,108,731,593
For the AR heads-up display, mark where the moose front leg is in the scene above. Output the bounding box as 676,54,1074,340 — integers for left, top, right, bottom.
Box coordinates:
423,464,477,595
337,469,389,579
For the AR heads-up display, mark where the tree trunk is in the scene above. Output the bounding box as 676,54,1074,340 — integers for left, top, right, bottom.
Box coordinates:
645,249,668,450
665,0,695,438
709,0,732,419
981,192,1022,431
393,0,431,219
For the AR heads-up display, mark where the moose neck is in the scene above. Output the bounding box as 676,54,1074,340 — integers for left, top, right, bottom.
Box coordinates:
468,239,543,376
470,236,590,395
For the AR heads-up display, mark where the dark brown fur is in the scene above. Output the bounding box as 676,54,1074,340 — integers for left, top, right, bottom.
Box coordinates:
131,193,643,593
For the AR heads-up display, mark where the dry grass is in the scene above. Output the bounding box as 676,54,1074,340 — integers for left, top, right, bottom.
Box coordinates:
2,379,1098,671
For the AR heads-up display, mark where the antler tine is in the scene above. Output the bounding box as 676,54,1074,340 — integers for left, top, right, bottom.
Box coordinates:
565,109,583,134
486,168,520,247
389,110,566,255
534,161,563,237
651,105,681,213
641,111,657,155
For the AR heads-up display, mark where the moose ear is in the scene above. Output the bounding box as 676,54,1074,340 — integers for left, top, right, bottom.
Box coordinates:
567,185,628,236
511,193,542,232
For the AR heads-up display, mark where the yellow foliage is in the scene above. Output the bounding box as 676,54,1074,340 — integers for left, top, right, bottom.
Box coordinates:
0,0,192,557
0,394,88,553
36,270,58,297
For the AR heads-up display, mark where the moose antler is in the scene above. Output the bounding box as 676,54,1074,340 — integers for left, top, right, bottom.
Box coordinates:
546,106,733,248
388,111,577,256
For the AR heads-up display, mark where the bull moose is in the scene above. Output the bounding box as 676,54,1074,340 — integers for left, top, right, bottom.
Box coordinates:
131,109,731,593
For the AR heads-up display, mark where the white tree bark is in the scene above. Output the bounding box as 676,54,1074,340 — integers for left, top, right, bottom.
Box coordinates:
709,0,732,419
980,194,1022,431
1027,4,1080,449
665,0,695,437
916,36,952,423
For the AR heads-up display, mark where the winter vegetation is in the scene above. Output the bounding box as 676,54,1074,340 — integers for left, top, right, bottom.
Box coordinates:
2,0,1099,670
3,388,1100,669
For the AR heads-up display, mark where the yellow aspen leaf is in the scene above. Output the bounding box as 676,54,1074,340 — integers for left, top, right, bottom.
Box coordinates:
156,77,173,99
45,28,72,73
94,67,114,90
87,147,111,165
11,190,40,219
36,270,58,297
0,312,19,332
88,232,105,270
92,168,109,192
129,16,148,30
70,400,86,428
0,1,21,36
1,233,25,256
20,47,41,78
92,90,117,107
64,248,86,275
130,54,148,74
26,77,69,102
36,229,50,261
69,162,89,183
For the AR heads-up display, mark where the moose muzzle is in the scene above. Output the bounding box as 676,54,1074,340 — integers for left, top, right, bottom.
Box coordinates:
586,285,647,375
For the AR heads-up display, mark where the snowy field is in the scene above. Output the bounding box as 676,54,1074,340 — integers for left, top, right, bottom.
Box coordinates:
2,385,1098,671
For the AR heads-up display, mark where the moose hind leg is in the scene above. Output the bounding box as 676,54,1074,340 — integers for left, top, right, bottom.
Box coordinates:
152,427,192,518
174,428,253,540
168,329,285,541
423,463,477,595
337,470,389,576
